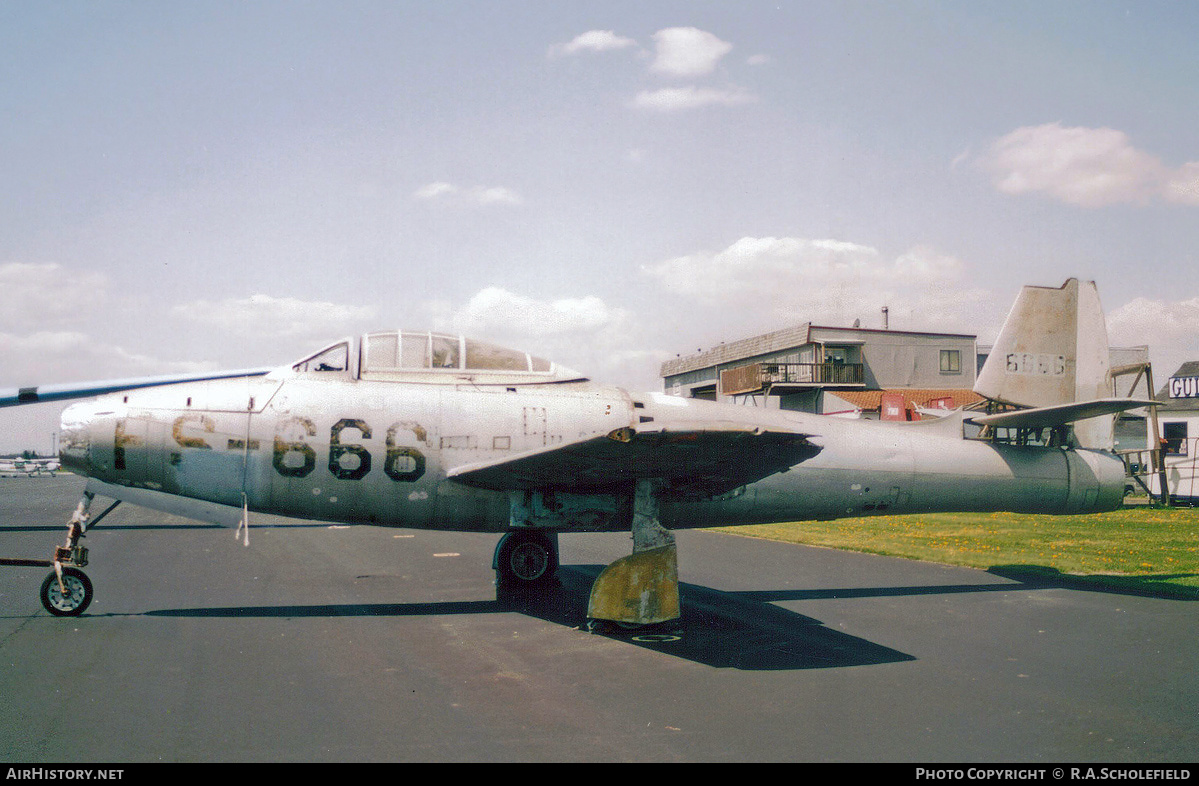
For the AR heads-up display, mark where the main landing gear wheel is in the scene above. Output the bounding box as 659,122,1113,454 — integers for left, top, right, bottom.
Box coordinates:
495,531,559,586
40,567,93,617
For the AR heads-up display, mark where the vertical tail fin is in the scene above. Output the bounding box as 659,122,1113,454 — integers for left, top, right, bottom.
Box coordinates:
975,278,1113,448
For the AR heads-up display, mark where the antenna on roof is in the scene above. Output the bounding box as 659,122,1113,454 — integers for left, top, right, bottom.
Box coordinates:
882,306,889,330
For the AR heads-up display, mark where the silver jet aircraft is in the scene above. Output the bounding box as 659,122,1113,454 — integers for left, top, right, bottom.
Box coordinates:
0,279,1154,622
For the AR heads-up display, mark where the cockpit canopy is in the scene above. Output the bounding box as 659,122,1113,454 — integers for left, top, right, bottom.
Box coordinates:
288,331,586,384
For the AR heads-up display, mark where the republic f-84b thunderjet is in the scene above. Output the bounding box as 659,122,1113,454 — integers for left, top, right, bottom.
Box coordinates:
0,279,1154,623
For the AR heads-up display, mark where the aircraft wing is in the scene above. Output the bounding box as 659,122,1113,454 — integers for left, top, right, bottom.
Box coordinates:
968,397,1158,430
0,368,274,408
447,424,821,497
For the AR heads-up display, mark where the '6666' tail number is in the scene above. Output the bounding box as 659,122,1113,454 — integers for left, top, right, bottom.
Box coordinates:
273,417,425,482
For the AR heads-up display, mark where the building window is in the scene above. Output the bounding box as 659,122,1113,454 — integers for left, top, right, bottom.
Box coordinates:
1164,422,1188,456
940,349,962,374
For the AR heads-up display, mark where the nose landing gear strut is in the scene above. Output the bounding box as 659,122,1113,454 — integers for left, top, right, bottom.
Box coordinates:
1,491,120,617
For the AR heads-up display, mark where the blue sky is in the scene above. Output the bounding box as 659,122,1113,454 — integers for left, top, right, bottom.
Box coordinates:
2,1,1198,452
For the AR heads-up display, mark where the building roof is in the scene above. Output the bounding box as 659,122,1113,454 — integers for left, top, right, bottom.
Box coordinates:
824,388,984,415
661,322,977,378
1165,361,1199,381
661,323,812,378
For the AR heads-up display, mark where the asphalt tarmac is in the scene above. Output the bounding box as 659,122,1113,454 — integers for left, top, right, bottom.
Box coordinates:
1,475,1196,763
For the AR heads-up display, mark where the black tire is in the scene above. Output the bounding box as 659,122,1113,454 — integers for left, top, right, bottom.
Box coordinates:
40,567,93,617
495,532,558,585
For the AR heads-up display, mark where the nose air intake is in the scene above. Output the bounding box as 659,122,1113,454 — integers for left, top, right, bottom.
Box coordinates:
59,400,99,475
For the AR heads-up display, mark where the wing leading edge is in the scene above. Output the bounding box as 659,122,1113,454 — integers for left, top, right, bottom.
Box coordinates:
968,397,1158,430
0,368,274,408
447,424,822,497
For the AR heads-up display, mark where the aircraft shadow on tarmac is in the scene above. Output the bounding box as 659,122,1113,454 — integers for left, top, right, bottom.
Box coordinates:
0,523,331,533
128,562,1199,668
141,564,918,671
988,564,1199,600
131,564,1196,671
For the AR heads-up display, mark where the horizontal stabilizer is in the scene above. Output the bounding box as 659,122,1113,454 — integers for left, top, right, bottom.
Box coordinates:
447,424,821,496
968,398,1157,430
0,368,273,408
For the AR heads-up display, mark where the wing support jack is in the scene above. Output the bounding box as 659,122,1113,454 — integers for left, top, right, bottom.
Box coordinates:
586,479,680,629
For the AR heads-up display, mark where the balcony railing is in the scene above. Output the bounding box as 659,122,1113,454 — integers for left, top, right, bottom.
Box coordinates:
720,362,865,395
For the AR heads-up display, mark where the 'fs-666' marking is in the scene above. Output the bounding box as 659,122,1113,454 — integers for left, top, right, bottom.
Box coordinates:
118,414,428,482
272,417,426,482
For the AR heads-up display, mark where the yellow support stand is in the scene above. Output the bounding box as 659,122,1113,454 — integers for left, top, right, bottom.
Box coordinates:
587,543,680,625
587,479,681,626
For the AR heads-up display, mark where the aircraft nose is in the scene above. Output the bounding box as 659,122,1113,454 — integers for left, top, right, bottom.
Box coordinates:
59,400,98,474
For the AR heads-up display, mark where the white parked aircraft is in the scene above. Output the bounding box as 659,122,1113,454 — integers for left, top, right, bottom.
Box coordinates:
0,458,59,477
0,279,1154,620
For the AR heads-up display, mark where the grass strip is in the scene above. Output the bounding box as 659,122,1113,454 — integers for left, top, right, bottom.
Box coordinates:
713,505,1199,599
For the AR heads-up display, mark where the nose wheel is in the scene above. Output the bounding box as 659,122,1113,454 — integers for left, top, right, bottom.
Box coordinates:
40,567,93,616
1,491,118,618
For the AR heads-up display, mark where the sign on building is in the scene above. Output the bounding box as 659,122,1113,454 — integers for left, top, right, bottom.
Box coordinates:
1168,376,1199,399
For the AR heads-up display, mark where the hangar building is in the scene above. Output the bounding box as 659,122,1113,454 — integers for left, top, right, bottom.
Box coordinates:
661,322,1152,431
660,322,982,420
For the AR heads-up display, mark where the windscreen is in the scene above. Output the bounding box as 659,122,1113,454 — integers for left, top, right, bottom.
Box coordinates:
361,332,552,374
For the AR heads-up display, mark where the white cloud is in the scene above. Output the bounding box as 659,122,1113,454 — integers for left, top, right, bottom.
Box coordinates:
0,330,215,384
641,236,999,338
1108,296,1199,380
0,263,233,393
631,85,756,111
980,123,1199,207
412,181,458,200
0,263,108,329
413,181,523,206
467,186,524,206
549,30,637,57
649,28,733,78
1165,162,1199,206
438,286,662,386
643,236,881,303
551,27,756,113
173,294,376,341
452,287,622,338
894,246,966,281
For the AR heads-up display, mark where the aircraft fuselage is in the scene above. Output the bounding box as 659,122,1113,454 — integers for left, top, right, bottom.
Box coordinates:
57,370,1127,534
